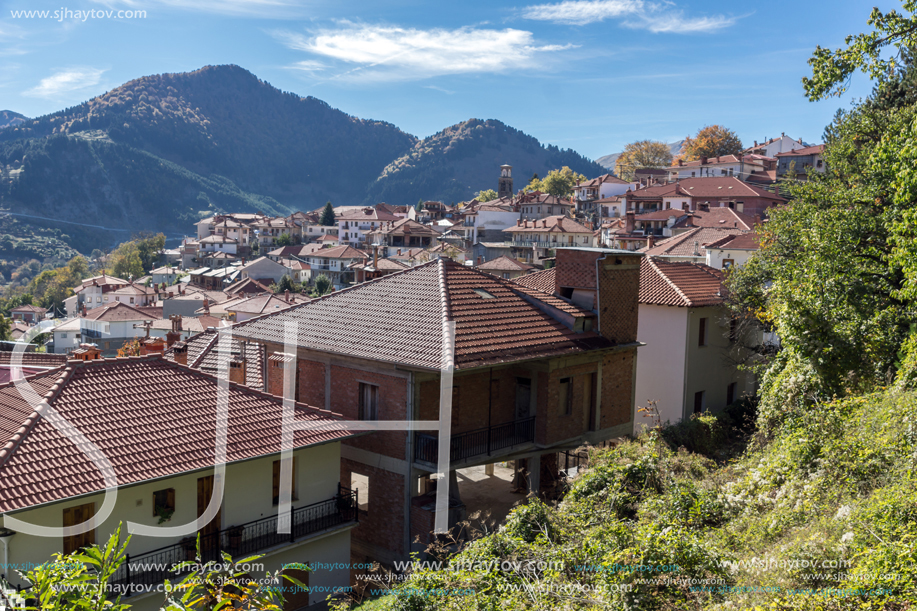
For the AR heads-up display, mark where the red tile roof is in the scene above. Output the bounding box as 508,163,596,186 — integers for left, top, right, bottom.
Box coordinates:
512,267,556,294
672,207,756,230
165,328,264,389
775,144,825,156
639,257,724,307
223,277,273,296
477,256,535,272
310,245,368,260
626,177,786,201
0,355,355,513
10,304,47,313
640,227,750,258
82,302,162,322
233,259,608,371
504,216,593,234
704,232,761,250
337,207,399,222
228,293,311,315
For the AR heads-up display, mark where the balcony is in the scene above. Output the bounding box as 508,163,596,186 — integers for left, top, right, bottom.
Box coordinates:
110,489,357,594
414,417,536,468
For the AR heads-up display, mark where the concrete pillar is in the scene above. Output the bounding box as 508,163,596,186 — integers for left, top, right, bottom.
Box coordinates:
527,454,541,496
484,463,494,476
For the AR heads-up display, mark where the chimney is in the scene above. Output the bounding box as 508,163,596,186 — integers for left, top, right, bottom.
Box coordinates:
685,214,695,227
373,243,379,268
285,289,290,303
754,140,758,146
203,299,209,314
700,156,708,165
229,356,247,386
173,341,188,366
646,235,655,249
678,159,683,166
73,344,102,361
781,132,785,137
476,255,484,266
166,314,183,347
81,302,87,317
624,210,635,234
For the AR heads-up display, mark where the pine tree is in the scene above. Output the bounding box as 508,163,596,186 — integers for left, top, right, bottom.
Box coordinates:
320,201,335,226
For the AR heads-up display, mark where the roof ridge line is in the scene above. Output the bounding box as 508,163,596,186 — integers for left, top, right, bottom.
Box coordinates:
437,259,453,371
647,257,693,307
0,366,74,469
190,332,220,369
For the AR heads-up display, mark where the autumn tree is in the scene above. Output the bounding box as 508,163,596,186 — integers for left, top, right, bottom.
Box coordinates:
525,166,585,199
614,140,673,180
109,241,144,280
474,189,499,202
678,125,743,162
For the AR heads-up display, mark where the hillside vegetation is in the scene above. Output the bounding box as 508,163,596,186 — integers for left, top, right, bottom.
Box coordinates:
354,394,915,610
365,119,606,205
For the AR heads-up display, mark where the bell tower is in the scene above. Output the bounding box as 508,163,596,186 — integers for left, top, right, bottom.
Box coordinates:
498,164,513,199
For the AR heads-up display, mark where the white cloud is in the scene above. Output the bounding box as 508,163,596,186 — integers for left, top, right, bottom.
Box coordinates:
522,0,642,25
274,23,575,82
522,0,735,33
423,85,455,95
24,67,107,98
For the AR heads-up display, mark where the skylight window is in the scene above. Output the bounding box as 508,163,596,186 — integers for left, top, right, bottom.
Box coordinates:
473,288,497,299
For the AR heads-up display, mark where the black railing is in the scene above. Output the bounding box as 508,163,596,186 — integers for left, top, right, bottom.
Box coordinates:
415,417,536,465
111,489,357,593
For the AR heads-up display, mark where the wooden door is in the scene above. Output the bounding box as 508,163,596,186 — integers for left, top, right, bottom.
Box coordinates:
63,502,96,555
197,475,222,553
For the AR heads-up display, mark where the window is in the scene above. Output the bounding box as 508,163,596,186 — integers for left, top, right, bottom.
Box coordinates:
698,317,708,347
153,488,175,518
272,457,298,505
729,319,738,343
351,472,369,513
358,383,379,420
558,377,573,415
515,377,532,418
96,296,101,303
693,391,705,414
63,502,96,555
722,259,734,269
129,297,134,304
727,382,737,406
691,172,696,177
817,159,823,168
61,333,67,339
103,295,109,302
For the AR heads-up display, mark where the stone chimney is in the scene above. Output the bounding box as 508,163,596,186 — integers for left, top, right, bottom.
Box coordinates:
624,211,635,234
173,341,188,366
229,356,247,386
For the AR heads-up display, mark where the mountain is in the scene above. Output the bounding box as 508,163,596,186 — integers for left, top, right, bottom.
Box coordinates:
0,65,607,251
366,119,607,205
596,139,686,171
0,111,27,130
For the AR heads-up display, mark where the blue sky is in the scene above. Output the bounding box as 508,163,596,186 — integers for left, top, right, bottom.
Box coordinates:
0,0,898,160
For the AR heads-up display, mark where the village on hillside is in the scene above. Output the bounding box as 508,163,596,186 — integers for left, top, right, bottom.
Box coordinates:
0,133,822,608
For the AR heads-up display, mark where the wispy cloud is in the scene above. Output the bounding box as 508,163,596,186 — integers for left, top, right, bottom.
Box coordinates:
521,0,737,33
24,67,107,98
273,23,576,82
423,85,455,95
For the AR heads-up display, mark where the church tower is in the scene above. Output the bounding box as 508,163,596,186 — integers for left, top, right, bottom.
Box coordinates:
498,164,513,200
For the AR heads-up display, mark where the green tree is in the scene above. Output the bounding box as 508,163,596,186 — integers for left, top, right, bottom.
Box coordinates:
614,140,674,180
133,232,167,271
67,255,89,281
678,125,743,162
320,201,336,226
474,189,499,202
109,241,144,280
274,233,294,247
313,274,332,296
0,313,10,342
727,24,917,427
525,166,585,199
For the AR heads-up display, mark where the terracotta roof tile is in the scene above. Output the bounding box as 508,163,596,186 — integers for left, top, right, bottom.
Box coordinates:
477,256,534,272
512,267,556,294
639,227,750,257
639,257,724,307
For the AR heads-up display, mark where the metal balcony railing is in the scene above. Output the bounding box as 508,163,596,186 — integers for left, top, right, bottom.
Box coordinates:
415,417,536,465
110,488,357,594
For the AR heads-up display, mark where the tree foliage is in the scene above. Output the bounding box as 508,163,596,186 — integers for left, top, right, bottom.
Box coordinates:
320,201,336,226
803,1,917,100
473,189,499,202
678,125,743,162
109,234,164,280
614,140,673,180
313,274,332,297
273,233,294,247
727,25,917,428
0,313,11,342
525,166,585,199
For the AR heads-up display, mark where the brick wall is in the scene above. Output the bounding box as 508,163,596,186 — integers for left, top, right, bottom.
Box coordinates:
296,359,326,408
331,364,407,460
555,249,600,290
541,362,600,445
595,254,641,344
601,348,637,429
342,458,405,559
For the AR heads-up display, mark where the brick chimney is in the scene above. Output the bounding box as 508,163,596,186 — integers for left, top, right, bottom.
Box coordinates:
166,314,183,347
72,344,102,361
646,235,655,249
203,299,209,314
81,302,87,317
700,156,708,165
173,341,188,366
685,214,695,227
285,289,290,303
624,211,635,234
229,356,247,386
678,159,683,166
